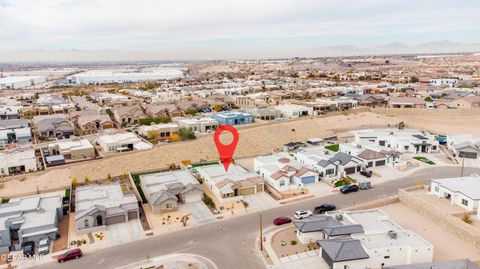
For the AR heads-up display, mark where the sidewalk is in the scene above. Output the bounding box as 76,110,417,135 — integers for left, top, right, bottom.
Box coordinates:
115,253,218,269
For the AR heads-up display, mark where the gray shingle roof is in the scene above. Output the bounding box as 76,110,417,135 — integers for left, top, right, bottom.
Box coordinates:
329,152,358,165
293,215,339,233
150,190,178,205
317,239,369,262
323,224,364,236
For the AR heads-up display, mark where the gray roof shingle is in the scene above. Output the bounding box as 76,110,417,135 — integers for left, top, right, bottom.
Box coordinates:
317,239,369,262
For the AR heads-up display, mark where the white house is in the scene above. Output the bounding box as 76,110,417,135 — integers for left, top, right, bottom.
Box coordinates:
430,175,480,216
0,149,37,176
351,129,439,154
446,134,480,160
295,209,433,269
293,147,363,180
339,140,401,167
253,152,318,193
176,117,219,134
274,104,314,118
97,132,151,152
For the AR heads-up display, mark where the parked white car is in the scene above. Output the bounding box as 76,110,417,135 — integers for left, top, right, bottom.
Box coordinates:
294,210,312,219
38,238,50,255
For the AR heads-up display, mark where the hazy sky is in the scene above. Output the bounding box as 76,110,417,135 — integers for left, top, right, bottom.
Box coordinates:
0,0,479,60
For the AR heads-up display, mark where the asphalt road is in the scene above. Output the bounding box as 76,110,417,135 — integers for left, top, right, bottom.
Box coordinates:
34,166,480,269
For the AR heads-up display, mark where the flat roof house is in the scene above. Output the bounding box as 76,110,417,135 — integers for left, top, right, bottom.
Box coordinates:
97,132,151,152
274,104,314,118
140,170,203,214
138,123,180,142
0,192,63,252
254,152,318,193
0,149,37,176
351,129,439,154
177,117,218,134
74,183,139,233
0,105,21,120
430,175,480,216
47,139,95,163
243,107,282,121
212,112,253,126
196,163,263,204
384,259,480,269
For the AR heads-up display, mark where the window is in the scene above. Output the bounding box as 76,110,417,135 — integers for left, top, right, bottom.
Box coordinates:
279,180,285,187
384,256,390,259
462,199,468,206
166,203,173,209
434,186,439,192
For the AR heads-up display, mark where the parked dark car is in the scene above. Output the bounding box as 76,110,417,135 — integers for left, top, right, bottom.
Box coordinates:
22,241,35,257
340,184,359,194
273,217,293,225
314,204,336,214
360,170,373,178
57,248,83,263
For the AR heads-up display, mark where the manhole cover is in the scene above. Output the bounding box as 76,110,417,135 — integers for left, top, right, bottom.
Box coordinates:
215,225,222,230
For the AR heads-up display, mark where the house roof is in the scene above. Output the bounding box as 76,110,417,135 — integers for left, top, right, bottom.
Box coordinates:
150,190,178,205
323,224,364,236
317,239,369,262
384,259,480,269
357,149,386,160
293,215,339,233
329,152,361,166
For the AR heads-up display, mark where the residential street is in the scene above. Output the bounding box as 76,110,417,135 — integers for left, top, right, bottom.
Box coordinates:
33,166,480,269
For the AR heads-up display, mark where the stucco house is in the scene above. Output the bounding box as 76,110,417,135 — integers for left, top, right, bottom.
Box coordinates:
74,183,139,232
0,192,64,252
140,169,203,214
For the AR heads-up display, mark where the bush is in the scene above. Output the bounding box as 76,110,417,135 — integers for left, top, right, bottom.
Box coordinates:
203,195,215,208
462,212,473,224
179,128,196,140
185,108,198,116
290,240,297,246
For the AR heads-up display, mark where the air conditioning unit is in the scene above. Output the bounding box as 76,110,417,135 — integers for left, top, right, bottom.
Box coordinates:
388,230,397,239
335,214,343,221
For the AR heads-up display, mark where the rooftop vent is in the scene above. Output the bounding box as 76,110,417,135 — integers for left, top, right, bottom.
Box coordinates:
335,214,343,221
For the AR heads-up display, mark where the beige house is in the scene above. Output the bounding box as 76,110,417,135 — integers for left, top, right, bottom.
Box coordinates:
387,97,426,108
144,103,183,118
139,170,203,214
47,139,96,161
77,114,114,134
449,96,480,109
113,105,147,126
137,123,180,142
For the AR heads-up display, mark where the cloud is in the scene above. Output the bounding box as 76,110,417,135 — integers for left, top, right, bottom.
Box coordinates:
0,0,479,59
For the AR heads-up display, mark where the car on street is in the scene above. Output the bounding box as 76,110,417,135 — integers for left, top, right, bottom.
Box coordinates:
57,248,83,263
340,184,359,194
38,238,50,255
360,170,373,177
22,241,35,257
273,216,293,225
314,203,336,214
294,210,312,219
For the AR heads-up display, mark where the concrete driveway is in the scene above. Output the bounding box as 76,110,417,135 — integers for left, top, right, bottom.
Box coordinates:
243,192,279,212
107,219,145,246
179,202,216,224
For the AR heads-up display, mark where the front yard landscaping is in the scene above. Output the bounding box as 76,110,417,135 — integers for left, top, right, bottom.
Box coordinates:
413,156,436,165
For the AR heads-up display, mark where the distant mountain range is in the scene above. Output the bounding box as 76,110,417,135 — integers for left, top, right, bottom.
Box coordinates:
0,40,479,63
314,40,480,56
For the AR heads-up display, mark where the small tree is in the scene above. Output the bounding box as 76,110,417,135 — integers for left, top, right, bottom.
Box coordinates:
71,177,78,187
213,104,222,112
424,96,433,102
179,128,196,140
185,108,198,116
107,174,112,181
84,177,90,184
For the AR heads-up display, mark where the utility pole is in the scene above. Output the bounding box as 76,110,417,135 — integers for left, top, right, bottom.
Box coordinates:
461,154,465,177
259,212,263,251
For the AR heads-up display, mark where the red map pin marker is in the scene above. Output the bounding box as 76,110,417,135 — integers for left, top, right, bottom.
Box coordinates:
214,125,239,172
